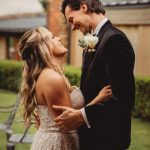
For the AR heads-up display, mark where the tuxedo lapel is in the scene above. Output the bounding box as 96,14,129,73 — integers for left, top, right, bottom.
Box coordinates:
96,20,112,48
81,20,112,74
97,20,112,38
81,50,95,74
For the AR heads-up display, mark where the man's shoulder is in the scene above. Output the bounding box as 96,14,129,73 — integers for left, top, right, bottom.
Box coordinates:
102,25,128,44
106,25,125,39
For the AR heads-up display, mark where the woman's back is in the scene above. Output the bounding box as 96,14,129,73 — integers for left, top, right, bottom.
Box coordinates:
35,68,72,117
31,68,84,150
31,105,79,150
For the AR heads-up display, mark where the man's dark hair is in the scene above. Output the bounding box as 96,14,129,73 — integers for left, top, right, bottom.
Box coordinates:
61,0,105,15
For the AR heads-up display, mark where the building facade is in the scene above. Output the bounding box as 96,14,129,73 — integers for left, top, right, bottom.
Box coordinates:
0,0,45,60
0,14,47,60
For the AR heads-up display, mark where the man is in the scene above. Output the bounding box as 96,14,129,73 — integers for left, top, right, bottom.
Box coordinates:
53,0,135,149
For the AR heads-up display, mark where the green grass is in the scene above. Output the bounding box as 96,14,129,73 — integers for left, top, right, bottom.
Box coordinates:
0,89,150,150
0,89,36,150
130,118,150,150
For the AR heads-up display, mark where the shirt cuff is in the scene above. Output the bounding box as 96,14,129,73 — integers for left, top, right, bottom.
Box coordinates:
80,108,91,128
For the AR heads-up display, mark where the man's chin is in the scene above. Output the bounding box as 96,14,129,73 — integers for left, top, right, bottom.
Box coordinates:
79,27,90,35
81,29,87,35
82,29,90,35
79,28,85,34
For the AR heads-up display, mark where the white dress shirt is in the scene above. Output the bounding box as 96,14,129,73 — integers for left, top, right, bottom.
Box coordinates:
80,18,108,128
92,17,108,36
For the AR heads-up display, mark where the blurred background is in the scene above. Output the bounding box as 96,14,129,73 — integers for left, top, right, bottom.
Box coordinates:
1,0,150,75
0,0,150,150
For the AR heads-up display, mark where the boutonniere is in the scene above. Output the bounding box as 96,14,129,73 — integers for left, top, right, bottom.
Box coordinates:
78,33,99,52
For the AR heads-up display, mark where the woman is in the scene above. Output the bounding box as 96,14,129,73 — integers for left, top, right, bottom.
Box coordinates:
17,27,112,150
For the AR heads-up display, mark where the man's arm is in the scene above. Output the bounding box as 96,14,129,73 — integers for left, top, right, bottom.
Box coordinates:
53,105,85,130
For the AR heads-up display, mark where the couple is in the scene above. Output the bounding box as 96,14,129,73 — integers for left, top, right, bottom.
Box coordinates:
18,0,135,150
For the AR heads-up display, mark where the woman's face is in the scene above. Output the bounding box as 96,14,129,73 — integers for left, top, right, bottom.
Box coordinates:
49,33,68,58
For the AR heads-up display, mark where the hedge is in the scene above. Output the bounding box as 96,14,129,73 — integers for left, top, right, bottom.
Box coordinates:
0,60,150,121
133,77,150,121
0,60,22,92
0,60,81,92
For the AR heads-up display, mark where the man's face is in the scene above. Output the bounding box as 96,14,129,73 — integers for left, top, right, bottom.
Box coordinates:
65,5,92,35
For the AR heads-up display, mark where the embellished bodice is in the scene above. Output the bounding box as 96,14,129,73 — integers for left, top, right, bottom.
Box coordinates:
37,87,85,132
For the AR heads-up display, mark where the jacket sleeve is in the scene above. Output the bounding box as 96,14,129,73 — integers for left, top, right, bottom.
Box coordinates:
84,34,135,128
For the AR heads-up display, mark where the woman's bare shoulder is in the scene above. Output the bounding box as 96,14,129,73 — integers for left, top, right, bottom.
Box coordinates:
39,68,66,91
38,68,70,108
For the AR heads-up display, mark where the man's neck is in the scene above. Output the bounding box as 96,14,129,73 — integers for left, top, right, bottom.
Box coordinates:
90,13,106,31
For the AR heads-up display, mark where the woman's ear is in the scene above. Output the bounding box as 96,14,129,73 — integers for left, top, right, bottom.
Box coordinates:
80,3,88,14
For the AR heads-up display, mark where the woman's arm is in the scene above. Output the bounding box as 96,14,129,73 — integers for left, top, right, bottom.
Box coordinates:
87,85,112,106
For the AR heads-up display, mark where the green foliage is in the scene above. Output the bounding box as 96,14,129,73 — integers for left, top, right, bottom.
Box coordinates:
133,77,150,121
64,64,81,87
0,60,22,92
0,60,81,92
39,0,47,11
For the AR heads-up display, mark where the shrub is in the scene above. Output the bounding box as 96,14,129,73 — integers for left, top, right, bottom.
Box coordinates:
0,60,22,92
0,60,81,92
133,77,150,121
64,64,81,87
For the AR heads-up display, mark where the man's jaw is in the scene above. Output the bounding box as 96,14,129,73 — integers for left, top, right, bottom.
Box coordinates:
72,24,91,35
83,27,93,35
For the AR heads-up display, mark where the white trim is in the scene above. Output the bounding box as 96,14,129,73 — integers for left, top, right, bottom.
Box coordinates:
80,108,91,128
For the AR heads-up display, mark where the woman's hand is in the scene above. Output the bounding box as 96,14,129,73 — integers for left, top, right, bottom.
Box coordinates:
98,85,112,102
87,85,112,106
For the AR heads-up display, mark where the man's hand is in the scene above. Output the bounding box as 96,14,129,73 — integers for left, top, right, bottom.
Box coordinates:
53,105,85,131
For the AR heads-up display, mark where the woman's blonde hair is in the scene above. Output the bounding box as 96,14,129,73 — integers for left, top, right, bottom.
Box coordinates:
17,27,70,126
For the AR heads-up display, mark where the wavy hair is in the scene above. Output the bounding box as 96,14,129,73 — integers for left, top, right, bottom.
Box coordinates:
17,27,69,126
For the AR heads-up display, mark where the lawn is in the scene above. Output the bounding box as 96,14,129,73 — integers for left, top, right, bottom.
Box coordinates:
0,89,150,150
0,89,35,150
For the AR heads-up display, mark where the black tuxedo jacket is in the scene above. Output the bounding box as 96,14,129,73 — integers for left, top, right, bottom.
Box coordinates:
78,20,135,150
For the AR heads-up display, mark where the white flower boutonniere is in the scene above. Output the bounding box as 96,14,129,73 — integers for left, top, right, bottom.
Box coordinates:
78,33,99,52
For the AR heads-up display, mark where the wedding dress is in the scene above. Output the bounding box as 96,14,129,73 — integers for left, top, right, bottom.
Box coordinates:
31,87,84,150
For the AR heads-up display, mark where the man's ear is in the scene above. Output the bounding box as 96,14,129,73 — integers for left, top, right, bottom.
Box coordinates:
80,3,88,14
